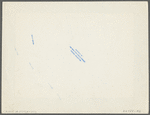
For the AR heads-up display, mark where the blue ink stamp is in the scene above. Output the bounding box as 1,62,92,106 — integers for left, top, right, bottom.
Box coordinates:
70,46,85,62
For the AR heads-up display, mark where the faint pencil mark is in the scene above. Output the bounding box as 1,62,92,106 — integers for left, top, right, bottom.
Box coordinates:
15,48,18,55
57,94,61,100
29,62,34,69
48,83,53,89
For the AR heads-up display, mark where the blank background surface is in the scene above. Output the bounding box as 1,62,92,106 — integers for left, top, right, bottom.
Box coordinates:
2,2,148,113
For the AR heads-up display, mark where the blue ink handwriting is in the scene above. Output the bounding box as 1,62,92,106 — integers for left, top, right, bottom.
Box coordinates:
71,50,81,61
75,49,82,56
70,46,85,62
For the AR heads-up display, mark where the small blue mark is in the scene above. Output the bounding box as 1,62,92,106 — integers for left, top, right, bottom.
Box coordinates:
73,50,83,60
31,35,34,45
70,46,74,51
71,50,81,61
80,57,85,62
29,62,34,69
57,94,61,100
15,48,18,55
70,46,85,62
75,49,82,56
48,83,53,89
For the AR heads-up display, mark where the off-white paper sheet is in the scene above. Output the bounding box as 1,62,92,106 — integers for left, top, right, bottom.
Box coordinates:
2,2,148,113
